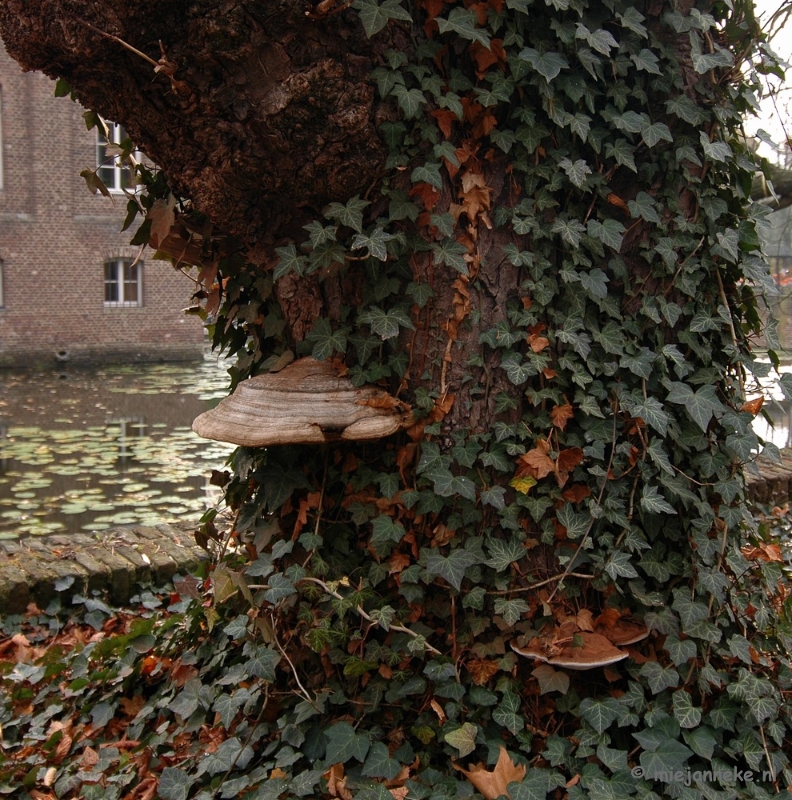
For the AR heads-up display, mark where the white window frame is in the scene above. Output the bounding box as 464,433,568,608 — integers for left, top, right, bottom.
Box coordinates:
97,121,133,193
104,258,142,307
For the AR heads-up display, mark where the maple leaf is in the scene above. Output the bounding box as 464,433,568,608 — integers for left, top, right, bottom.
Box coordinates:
459,171,492,221
529,335,550,353
550,402,574,430
555,447,584,487
409,182,440,211
453,746,527,800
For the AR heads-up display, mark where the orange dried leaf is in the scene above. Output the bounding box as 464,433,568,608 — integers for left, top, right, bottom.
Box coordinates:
432,108,459,139
453,746,527,800
529,335,550,353
741,396,764,415
550,403,574,431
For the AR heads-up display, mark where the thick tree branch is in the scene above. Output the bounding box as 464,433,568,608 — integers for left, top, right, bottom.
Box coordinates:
0,0,397,250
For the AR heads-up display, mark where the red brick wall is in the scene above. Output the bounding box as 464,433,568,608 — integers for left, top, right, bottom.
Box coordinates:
0,43,205,367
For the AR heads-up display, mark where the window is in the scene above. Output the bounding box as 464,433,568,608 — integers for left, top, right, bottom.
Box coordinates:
97,121,133,192
104,259,142,307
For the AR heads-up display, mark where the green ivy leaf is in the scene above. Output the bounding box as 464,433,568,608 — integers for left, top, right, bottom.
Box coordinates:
631,48,662,74
437,8,491,47
519,48,569,81
672,690,702,729
443,722,478,758
325,721,371,764
640,486,677,515
391,84,428,119
362,742,402,780
359,306,414,339
532,664,570,695
411,161,443,189
587,218,625,250
422,548,479,591
324,195,370,233
352,0,412,37
617,7,647,37
579,697,620,733
493,597,529,626
700,131,733,162
493,692,523,734
640,661,681,694
558,157,592,188
158,768,192,800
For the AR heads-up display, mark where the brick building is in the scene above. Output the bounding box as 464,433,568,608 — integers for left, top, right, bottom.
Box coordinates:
0,41,204,367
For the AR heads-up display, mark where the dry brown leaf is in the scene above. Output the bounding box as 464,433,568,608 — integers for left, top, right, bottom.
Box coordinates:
270,768,288,779
468,659,500,685
453,746,527,800
120,695,146,718
325,763,354,800
147,198,176,250
518,439,554,480
550,403,574,431
430,698,447,725
741,396,764,415
575,609,595,632
389,788,410,800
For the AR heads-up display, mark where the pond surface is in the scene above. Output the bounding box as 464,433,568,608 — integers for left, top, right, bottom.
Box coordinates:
0,351,235,539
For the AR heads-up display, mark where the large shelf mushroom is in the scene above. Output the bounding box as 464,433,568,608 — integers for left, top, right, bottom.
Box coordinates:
192,357,411,446
511,615,648,671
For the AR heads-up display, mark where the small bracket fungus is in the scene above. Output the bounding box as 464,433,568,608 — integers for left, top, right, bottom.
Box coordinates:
511,631,628,671
192,357,411,446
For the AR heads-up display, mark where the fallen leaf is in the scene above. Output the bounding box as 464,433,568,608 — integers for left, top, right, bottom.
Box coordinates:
325,763,354,800
517,440,554,480
453,746,527,800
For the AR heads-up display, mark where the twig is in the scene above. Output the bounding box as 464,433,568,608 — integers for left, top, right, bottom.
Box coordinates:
301,576,442,655
546,404,619,603
271,618,316,706
75,18,159,68
488,572,596,596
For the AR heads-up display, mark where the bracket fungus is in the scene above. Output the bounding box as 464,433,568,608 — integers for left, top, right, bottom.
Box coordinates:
511,616,648,671
192,357,411,446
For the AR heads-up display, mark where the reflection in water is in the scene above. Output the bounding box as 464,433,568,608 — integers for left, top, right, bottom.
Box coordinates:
0,352,235,538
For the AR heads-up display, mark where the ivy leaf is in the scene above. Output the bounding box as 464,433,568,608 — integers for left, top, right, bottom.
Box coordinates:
324,195,370,233
551,215,586,247
391,84,428,119
672,690,702,729
444,722,478,757
431,239,470,273
274,244,307,278
352,0,412,37
579,697,620,733
631,48,662,74
362,742,402,780
575,24,619,56
411,161,443,189
359,306,414,339
558,157,592,188
639,740,692,777
605,550,639,579
519,48,569,81
158,767,192,800
201,738,255,775
532,664,570,695
422,548,479,591
486,538,526,571
493,692,523,734
437,7,491,48
641,121,673,147
351,227,395,261
264,573,297,605
494,597,530,626
481,486,507,509
325,721,371,764
683,726,716,760
628,192,661,223
624,396,669,435
587,218,625,250
640,486,677,515
700,131,733,162
640,661,681,694
579,268,609,298
618,8,648,37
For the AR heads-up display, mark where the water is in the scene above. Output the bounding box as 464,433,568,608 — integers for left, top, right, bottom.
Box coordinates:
0,351,235,539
